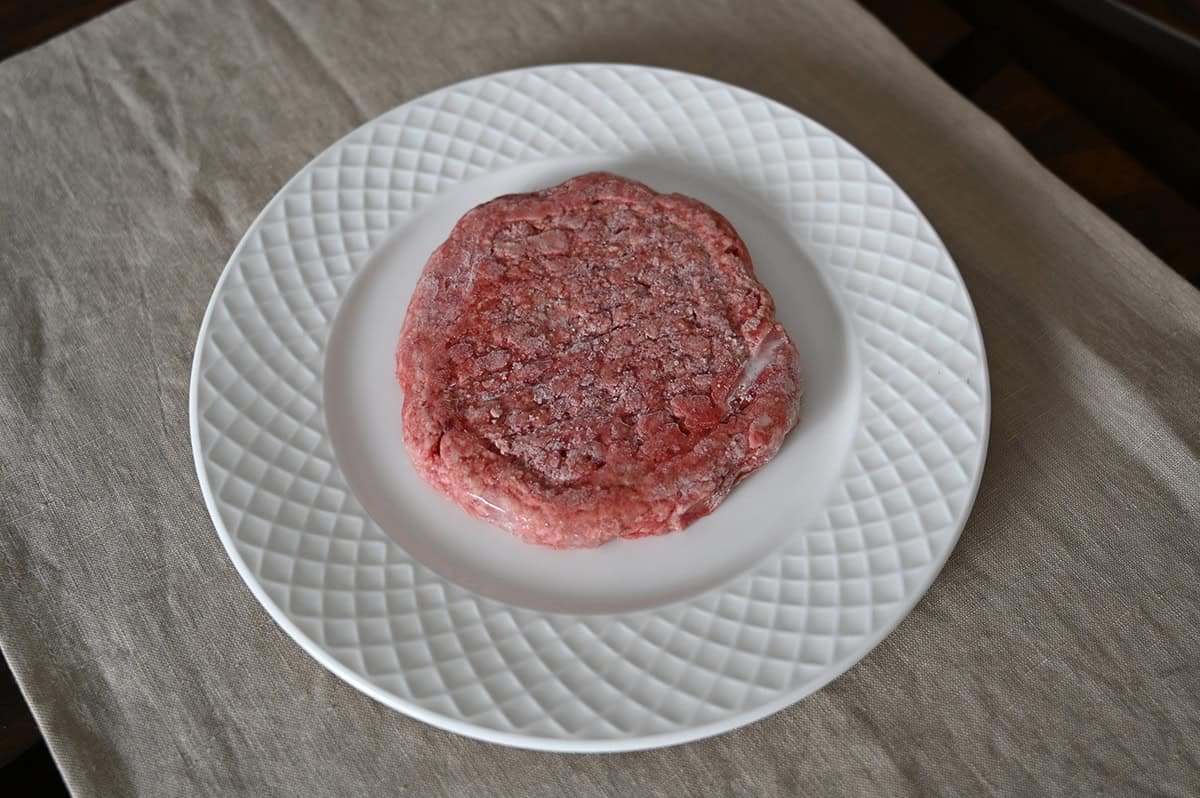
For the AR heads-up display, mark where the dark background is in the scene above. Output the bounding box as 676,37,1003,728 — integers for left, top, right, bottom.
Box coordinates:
2,0,1198,794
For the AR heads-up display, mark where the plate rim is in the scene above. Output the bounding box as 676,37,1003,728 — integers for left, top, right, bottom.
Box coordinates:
189,62,991,752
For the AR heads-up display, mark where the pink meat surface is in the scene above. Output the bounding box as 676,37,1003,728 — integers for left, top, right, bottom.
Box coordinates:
396,172,802,548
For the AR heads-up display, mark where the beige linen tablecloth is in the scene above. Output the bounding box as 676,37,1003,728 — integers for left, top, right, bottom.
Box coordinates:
2,0,1199,795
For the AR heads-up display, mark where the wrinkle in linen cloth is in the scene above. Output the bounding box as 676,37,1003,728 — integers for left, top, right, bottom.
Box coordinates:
2,0,1199,795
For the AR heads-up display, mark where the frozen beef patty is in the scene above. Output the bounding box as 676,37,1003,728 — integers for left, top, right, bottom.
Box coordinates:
396,172,802,548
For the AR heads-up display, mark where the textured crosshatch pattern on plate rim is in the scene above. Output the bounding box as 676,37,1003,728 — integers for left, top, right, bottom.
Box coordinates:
190,64,989,750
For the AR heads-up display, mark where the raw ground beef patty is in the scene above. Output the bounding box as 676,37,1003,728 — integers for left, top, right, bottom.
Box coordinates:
396,172,802,548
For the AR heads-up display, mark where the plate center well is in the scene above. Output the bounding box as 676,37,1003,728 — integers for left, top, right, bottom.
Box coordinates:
324,156,860,614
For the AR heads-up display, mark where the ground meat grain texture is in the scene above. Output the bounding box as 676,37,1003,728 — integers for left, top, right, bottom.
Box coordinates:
396,172,803,548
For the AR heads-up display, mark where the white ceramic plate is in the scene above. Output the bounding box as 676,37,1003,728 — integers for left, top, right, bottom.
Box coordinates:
190,64,989,751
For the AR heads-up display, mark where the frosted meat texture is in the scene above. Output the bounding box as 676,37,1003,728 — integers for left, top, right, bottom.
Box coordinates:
396,172,803,548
